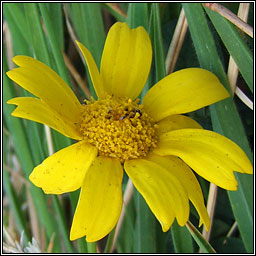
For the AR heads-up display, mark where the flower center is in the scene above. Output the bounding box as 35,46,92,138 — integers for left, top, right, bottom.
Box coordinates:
79,95,158,163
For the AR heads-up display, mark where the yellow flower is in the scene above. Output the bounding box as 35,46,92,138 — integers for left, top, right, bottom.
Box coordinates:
6,22,252,242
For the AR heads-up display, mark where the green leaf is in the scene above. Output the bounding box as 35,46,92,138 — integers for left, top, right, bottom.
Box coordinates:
186,221,216,253
127,3,149,29
102,3,126,22
3,3,31,46
69,3,105,98
171,220,194,253
204,6,253,93
3,49,61,252
52,196,74,253
150,3,166,82
39,3,71,85
24,3,52,66
133,190,157,253
3,167,30,244
3,4,31,55
183,3,253,253
46,3,65,50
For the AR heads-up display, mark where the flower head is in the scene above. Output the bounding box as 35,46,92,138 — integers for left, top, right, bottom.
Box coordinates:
7,22,253,242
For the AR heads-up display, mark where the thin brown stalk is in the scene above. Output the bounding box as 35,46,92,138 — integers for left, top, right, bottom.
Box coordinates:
226,3,253,110
228,3,250,95
201,183,218,244
62,52,91,99
165,8,188,74
203,3,253,38
26,188,41,245
3,21,14,69
63,4,92,99
110,178,134,252
44,125,54,156
3,164,29,186
46,233,55,253
222,222,238,245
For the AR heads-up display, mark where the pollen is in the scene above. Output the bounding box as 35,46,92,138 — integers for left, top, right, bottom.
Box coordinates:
79,95,158,163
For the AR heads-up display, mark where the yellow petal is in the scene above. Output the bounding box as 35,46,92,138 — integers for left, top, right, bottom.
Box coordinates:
100,22,152,99
124,158,189,230
153,129,253,190
156,114,202,135
147,154,210,231
7,97,82,140
6,56,83,124
29,141,97,194
70,156,123,242
76,41,106,99
143,68,230,122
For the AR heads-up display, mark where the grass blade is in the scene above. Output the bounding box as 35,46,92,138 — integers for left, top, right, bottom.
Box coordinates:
171,220,194,253
183,3,253,252
3,49,61,252
68,3,105,98
127,3,148,29
3,3,31,46
150,3,166,82
204,6,253,93
3,4,30,55
39,3,71,84
186,221,216,253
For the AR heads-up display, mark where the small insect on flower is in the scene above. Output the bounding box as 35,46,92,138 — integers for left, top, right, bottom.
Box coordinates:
120,113,129,120
131,109,142,118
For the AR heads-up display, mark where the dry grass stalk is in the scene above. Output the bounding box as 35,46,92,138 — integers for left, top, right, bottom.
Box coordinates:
203,3,253,38
110,178,134,252
63,52,92,99
165,8,188,74
63,4,92,99
202,183,218,243
228,3,250,95
226,3,253,110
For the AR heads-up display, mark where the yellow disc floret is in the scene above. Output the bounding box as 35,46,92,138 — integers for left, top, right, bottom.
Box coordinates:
79,95,158,163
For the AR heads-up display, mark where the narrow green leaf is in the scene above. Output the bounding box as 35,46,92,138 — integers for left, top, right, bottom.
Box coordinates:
46,3,65,50
3,50,61,252
151,3,166,82
52,196,74,253
3,4,31,55
183,3,253,253
186,221,216,253
133,190,156,253
87,242,97,253
204,6,253,93
39,3,71,85
102,3,126,22
104,228,116,253
171,220,194,253
4,3,74,247
69,3,105,98
127,3,148,29
3,3,31,46
3,168,30,244
24,3,71,150
24,3,52,66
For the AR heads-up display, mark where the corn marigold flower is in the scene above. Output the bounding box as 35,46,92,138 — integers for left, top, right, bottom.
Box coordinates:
6,22,253,242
